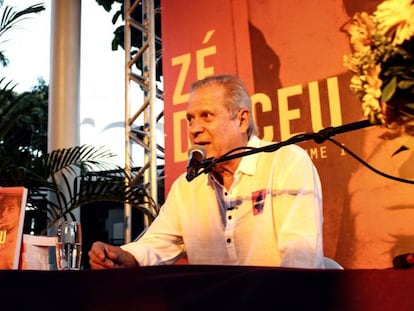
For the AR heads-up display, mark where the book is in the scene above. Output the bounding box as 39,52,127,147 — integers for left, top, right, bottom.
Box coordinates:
0,187,28,269
20,234,57,270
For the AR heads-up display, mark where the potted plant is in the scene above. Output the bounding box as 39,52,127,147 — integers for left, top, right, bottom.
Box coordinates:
19,144,160,234
3,143,161,269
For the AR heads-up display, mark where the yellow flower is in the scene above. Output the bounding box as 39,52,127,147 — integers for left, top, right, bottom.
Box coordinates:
374,0,414,45
361,93,383,124
349,75,363,93
343,0,414,132
364,65,382,99
342,12,376,53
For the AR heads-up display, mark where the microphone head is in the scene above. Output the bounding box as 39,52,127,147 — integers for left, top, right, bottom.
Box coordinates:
188,144,207,160
186,145,207,182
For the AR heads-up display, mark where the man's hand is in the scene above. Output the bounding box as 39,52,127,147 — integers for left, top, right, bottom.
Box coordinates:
88,241,139,269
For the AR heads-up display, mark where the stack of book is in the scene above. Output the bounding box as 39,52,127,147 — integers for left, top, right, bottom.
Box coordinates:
20,234,57,270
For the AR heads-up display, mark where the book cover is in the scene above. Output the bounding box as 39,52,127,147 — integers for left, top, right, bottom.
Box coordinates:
0,187,28,269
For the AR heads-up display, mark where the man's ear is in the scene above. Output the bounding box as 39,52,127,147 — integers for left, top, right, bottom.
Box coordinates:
238,109,250,132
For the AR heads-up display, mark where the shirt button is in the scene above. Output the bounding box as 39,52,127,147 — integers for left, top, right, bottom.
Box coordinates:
226,238,231,243
228,215,232,220
224,192,228,196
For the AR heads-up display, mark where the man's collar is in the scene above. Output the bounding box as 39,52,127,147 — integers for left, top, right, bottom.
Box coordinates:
236,135,262,176
207,136,262,185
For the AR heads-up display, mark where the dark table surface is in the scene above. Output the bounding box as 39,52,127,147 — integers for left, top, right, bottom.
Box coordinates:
1,265,413,310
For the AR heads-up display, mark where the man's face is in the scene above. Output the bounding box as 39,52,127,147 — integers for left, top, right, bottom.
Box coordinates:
0,197,20,231
186,84,247,160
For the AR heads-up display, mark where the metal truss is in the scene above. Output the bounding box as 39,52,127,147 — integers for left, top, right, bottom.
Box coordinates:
124,0,163,242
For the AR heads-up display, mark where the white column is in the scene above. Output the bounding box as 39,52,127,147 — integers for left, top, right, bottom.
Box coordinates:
48,0,81,151
48,0,81,226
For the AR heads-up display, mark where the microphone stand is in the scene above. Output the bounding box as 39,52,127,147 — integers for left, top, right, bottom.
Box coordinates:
195,119,414,185
198,119,374,176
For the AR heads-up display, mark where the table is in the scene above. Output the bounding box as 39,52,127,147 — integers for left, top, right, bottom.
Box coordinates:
1,265,413,310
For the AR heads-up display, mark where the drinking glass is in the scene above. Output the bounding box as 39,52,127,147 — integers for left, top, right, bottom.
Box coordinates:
55,221,82,270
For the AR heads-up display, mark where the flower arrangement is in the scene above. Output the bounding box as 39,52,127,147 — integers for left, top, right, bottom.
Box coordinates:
342,0,414,136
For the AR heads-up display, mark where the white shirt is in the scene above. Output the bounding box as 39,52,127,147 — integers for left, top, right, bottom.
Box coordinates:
121,136,324,268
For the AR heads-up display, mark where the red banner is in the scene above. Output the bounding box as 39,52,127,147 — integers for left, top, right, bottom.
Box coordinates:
161,0,414,269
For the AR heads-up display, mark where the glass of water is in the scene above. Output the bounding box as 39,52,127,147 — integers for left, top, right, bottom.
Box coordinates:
56,221,82,270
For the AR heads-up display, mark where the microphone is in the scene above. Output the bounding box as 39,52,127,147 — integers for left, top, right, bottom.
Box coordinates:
186,145,206,182
392,253,414,269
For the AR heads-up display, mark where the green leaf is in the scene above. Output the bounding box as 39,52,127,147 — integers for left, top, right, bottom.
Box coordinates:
381,76,397,103
398,80,414,90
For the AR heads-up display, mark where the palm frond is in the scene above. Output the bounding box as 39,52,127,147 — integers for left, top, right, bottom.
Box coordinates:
0,4,45,38
45,144,117,176
14,144,160,233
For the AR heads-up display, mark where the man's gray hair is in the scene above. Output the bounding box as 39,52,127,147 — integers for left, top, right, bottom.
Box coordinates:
190,74,258,137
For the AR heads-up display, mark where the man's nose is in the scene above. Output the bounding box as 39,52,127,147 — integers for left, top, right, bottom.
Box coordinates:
189,120,204,135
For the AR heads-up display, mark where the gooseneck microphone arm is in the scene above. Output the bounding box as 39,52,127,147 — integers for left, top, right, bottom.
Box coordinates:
193,119,414,185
